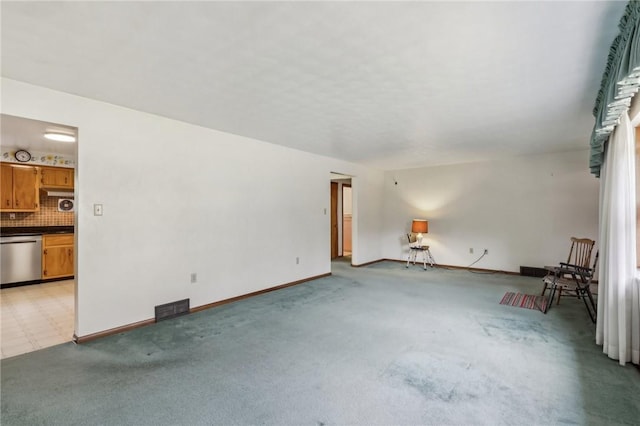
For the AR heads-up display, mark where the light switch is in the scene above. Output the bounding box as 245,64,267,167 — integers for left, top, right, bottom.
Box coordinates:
93,204,103,216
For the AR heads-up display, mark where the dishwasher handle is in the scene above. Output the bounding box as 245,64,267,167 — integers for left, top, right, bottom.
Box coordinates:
1,240,40,244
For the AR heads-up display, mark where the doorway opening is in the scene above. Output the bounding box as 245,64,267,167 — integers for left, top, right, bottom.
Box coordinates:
0,114,77,359
330,172,353,265
342,184,352,257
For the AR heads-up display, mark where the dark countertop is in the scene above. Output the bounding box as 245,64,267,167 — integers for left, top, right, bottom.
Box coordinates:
0,226,74,236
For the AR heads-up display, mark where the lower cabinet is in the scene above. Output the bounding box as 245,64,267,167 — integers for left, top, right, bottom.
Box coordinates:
42,234,74,279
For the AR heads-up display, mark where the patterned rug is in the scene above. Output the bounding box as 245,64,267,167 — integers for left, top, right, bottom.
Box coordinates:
499,292,548,312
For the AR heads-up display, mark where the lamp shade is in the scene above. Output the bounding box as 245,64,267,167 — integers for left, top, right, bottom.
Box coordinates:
411,219,428,234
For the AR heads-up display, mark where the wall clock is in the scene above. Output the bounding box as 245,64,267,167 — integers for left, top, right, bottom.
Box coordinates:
15,149,31,162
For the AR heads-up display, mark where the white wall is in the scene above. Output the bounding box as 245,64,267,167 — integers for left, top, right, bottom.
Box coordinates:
382,150,600,272
2,78,384,336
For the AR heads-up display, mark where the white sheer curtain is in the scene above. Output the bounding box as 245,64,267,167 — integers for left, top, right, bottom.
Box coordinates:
596,111,640,366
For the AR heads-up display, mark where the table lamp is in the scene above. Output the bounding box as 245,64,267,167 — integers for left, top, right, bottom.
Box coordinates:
411,219,428,246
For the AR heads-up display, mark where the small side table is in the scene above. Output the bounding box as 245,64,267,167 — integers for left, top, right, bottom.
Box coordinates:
407,245,435,270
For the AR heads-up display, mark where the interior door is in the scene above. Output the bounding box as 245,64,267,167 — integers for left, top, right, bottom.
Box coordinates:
331,182,338,259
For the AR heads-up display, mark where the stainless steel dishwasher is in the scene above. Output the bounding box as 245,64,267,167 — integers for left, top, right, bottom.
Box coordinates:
1,234,42,285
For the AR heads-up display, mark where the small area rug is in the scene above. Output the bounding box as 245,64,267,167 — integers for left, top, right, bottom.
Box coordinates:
500,292,548,312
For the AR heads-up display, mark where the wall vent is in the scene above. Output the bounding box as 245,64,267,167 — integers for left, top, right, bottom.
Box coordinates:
520,266,548,278
155,299,190,322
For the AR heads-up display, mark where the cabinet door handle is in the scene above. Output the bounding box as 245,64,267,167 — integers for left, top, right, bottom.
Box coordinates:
15,199,19,206
44,249,48,255
43,270,47,276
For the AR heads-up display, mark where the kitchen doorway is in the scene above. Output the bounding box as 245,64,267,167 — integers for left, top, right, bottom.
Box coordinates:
0,114,77,359
331,182,338,259
330,173,353,265
342,184,352,258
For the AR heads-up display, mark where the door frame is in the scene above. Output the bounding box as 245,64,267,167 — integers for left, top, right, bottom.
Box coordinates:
331,182,338,259
341,183,352,256
330,173,354,263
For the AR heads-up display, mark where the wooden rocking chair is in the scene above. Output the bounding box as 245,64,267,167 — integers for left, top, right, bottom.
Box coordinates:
541,237,598,323
541,237,595,304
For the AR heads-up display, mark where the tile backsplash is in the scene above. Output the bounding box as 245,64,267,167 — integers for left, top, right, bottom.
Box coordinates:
0,195,74,227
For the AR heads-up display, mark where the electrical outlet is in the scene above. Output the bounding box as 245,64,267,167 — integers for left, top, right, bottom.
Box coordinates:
469,248,474,254
190,273,197,283
9,213,16,220
484,249,489,255
296,257,299,265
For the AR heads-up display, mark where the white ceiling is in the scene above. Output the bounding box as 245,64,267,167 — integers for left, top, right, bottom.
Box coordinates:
0,1,625,170
1,114,77,157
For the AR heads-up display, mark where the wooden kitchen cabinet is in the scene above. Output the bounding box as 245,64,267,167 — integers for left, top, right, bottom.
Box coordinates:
1,164,12,208
40,166,74,189
42,234,74,280
0,163,40,212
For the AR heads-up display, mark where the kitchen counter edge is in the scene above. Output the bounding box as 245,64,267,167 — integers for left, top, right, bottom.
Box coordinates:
0,226,74,236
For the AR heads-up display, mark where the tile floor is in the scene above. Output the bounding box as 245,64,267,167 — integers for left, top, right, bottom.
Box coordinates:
1,280,74,359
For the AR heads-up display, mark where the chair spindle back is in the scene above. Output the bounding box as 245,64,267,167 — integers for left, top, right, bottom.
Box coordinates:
567,237,595,269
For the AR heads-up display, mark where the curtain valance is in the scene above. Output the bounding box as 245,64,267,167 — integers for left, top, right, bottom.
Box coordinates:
590,1,640,177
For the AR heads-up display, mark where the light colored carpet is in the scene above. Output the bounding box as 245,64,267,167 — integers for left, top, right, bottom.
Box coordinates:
1,261,639,425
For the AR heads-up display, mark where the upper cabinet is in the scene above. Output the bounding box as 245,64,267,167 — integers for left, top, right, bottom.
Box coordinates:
0,163,40,212
40,166,74,189
0,164,12,208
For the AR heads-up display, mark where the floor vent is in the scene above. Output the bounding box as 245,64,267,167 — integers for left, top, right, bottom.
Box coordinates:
155,299,190,322
520,266,548,278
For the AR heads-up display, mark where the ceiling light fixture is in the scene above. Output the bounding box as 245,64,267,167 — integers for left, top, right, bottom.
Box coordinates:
44,132,76,143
